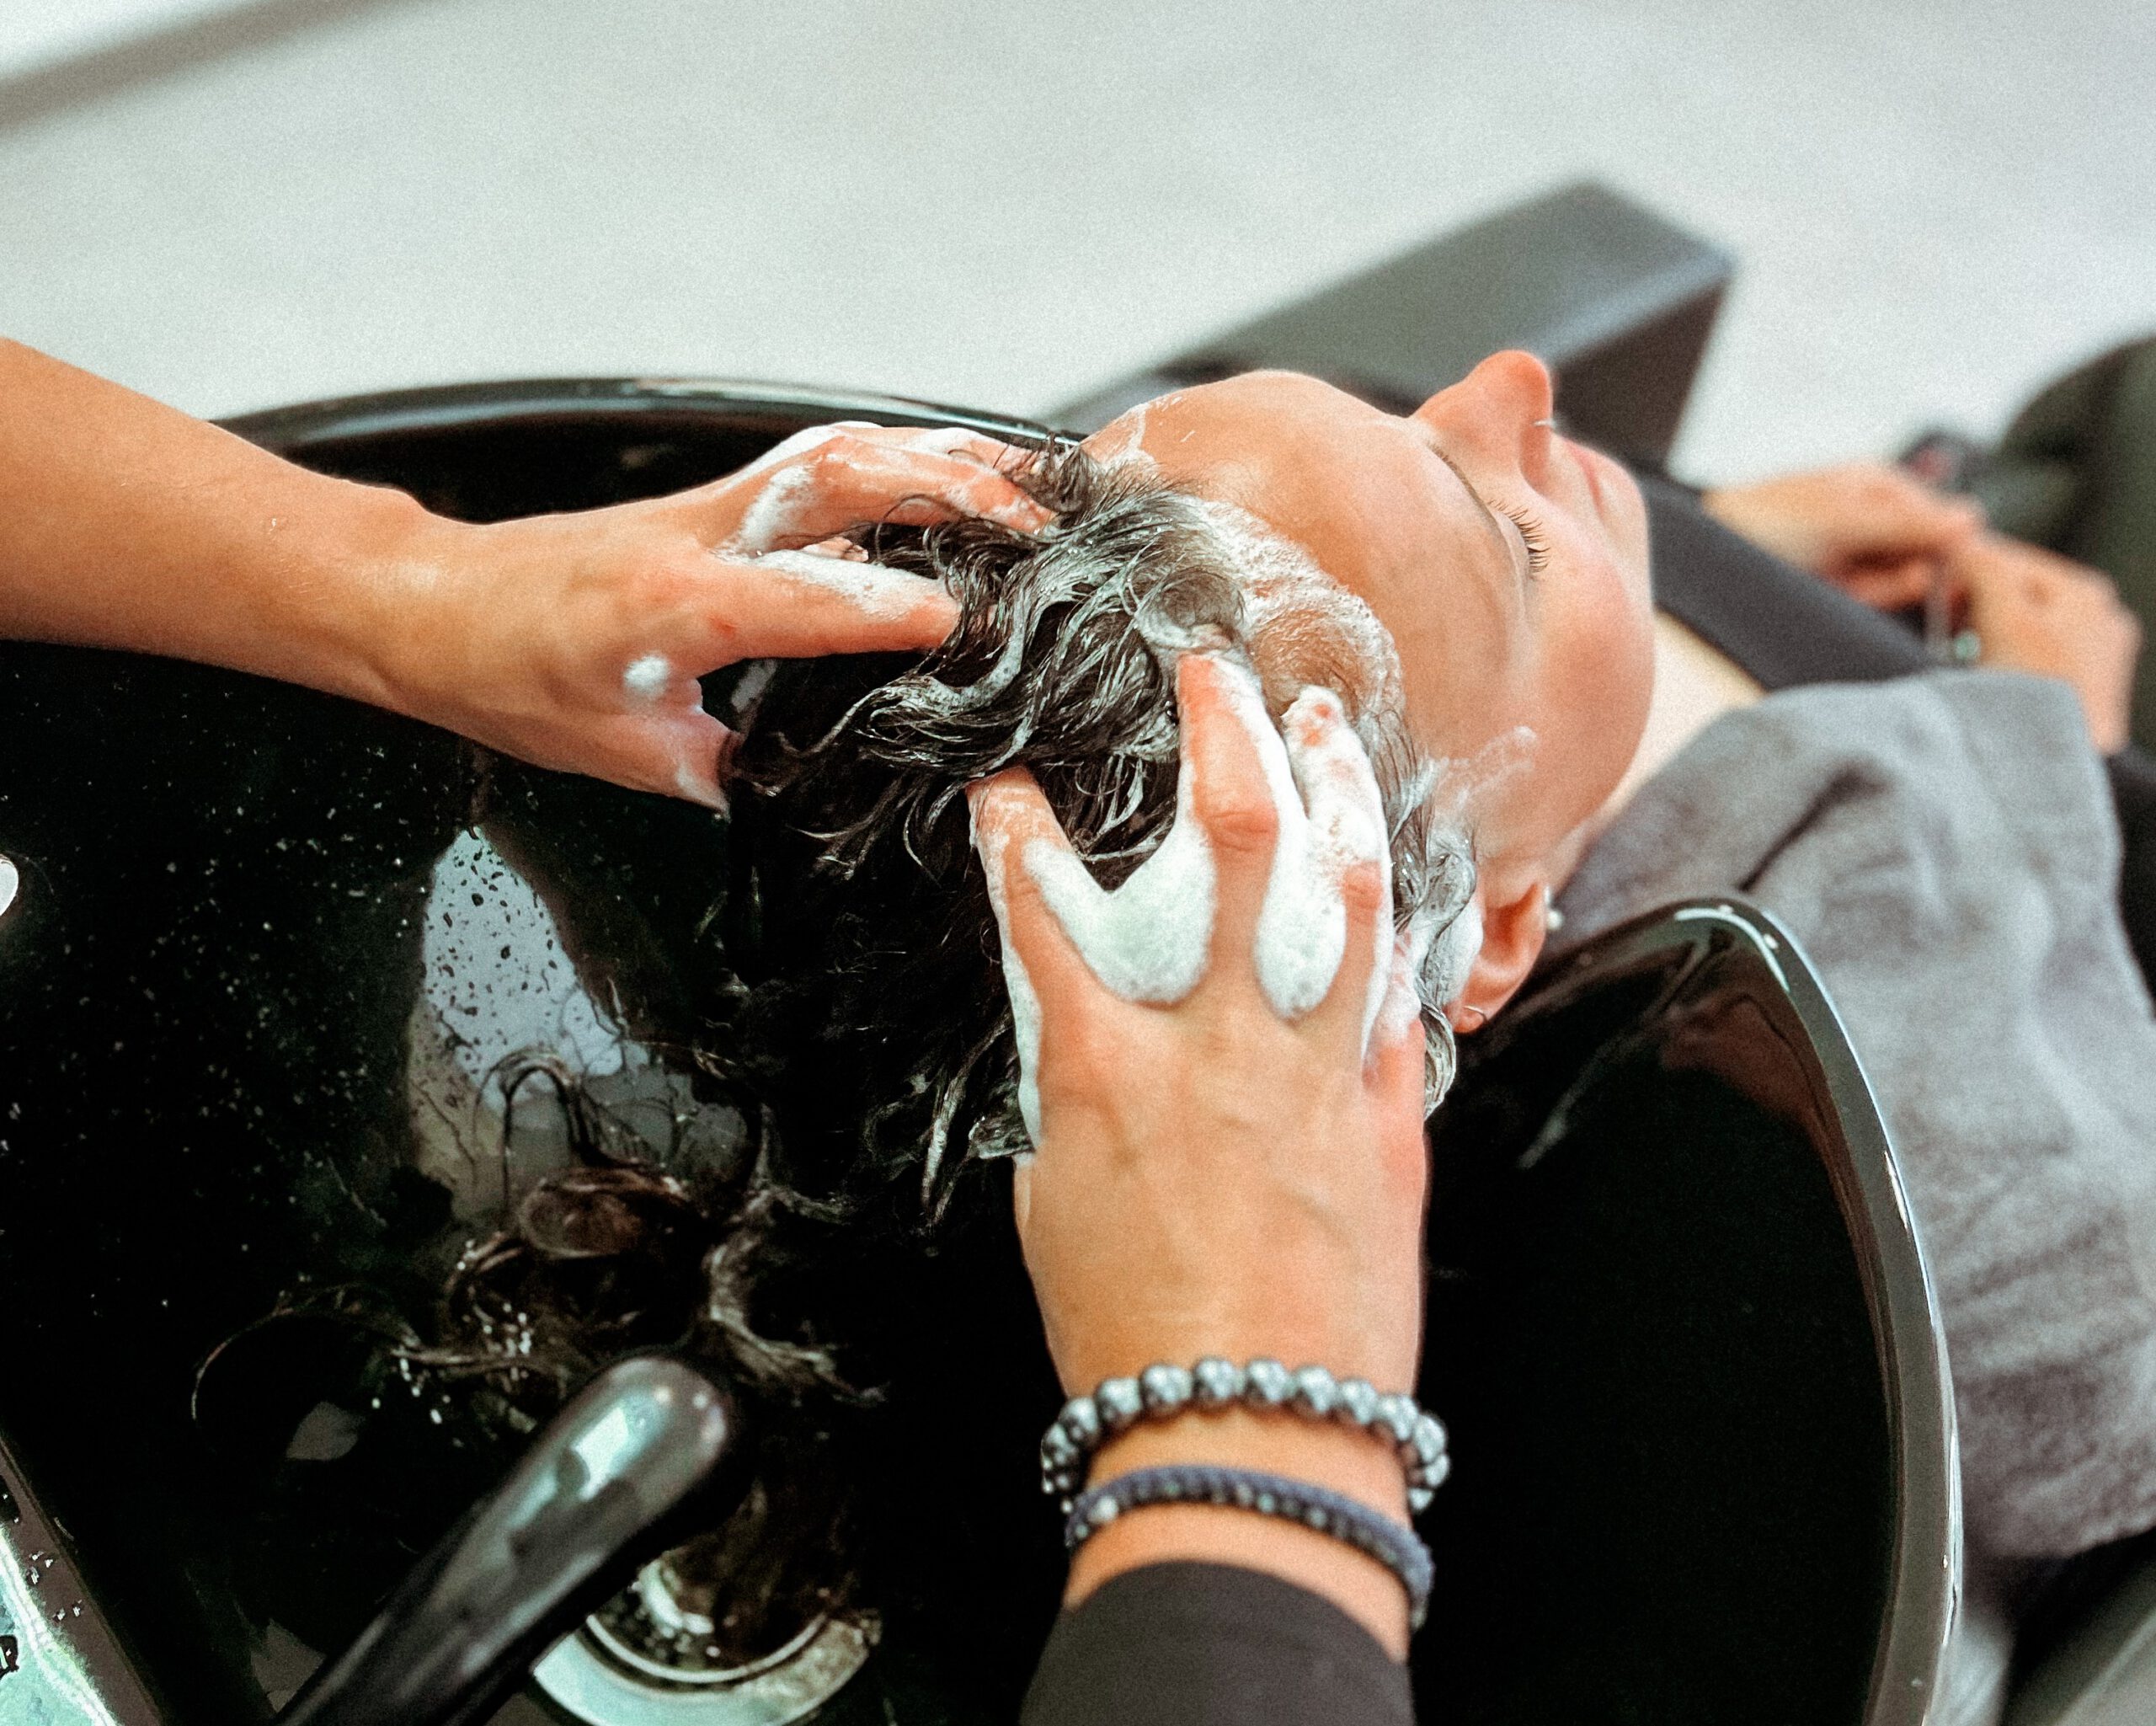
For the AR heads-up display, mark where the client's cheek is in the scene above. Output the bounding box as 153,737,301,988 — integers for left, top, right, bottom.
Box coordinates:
1558,639,1655,824
1556,543,1655,713
1608,582,1660,740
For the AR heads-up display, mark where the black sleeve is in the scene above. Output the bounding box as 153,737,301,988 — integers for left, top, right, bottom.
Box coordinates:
1019,1561,1413,1726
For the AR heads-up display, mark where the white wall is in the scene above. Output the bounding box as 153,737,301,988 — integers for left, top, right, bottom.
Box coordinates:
3,1,2152,480
0,0,257,81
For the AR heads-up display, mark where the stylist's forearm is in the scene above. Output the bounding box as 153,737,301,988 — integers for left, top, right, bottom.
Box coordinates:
0,339,434,709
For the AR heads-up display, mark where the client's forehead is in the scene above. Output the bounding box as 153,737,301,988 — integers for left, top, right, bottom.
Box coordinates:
1085,373,1537,775
1091,372,1407,516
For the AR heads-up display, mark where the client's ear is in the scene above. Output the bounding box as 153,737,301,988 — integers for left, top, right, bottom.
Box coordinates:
1448,874,1551,1031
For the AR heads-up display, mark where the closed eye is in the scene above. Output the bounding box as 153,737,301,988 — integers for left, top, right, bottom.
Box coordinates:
1497,502,1552,578
1420,438,1550,585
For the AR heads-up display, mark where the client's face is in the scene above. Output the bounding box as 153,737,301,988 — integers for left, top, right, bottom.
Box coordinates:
1083,355,1654,880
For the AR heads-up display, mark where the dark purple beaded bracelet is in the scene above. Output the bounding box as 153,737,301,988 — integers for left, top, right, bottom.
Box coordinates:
1063,1462,1435,1629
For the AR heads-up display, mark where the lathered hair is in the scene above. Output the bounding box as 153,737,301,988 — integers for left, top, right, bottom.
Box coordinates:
734,441,1473,1203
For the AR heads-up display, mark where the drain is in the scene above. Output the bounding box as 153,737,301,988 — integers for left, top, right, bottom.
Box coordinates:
532,1558,874,1724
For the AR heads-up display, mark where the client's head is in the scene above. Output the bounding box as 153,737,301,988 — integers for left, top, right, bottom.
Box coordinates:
1082,353,1657,1018
728,431,1494,1200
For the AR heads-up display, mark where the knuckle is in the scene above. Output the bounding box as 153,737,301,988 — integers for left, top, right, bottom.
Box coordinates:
1055,1013,1118,1077
1337,858,1388,922
1197,791,1279,858
637,562,701,618
936,469,983,505
814,436,873,478
1001,863,1051,925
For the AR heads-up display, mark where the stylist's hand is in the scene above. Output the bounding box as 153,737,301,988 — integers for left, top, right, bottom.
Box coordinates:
1702,461,1983,597
384,424,1048,804
969,653,1429,1654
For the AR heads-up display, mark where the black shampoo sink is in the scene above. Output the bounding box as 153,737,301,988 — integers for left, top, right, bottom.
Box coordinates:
0,382,1951,1726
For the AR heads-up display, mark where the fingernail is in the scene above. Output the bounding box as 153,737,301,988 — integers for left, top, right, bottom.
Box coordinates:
966,766,1027,800
963,773,1006,830
675,759,728,812
1289,684,1346,725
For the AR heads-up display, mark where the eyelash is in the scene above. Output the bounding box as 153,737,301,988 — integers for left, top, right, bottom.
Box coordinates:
1497,502,1552,577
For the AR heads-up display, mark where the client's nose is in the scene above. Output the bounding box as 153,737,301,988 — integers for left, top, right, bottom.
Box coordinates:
1413,350,1558,467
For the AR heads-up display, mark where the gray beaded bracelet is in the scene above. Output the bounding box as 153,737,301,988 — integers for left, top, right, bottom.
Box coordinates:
1065,1463,1435,1629
1038,1358,1450,1514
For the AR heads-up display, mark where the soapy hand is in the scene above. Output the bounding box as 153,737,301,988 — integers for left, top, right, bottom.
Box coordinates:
969,652,1430,1650
969,652,1428,1398
382,424,1049,804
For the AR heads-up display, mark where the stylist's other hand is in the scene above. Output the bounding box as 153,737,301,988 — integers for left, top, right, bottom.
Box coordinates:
1952,533,2141,751
386,424,1048,804
968,653,1428,1654
1703,462,1983,600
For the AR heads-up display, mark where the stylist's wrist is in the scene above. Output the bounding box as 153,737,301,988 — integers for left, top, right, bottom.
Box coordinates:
247,474,451,720
348,505,503,729
1073,1413,1415,1656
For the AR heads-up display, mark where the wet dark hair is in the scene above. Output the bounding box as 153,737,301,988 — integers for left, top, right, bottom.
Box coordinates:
404,442,1476,1665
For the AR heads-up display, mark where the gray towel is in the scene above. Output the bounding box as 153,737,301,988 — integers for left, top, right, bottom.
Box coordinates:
1554,671,2156,1558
